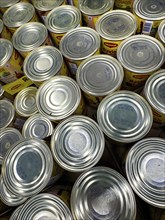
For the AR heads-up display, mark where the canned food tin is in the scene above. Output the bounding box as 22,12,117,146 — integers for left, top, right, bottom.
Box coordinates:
79,0,114,29
97,91,153,143
0,39,23,84
95,10,137,57
59,27,100,77
133,0,165,36
67,0,79,7
114,0,133,11
9,205,23,220
2,2,39,34
71,166,136,220
117,35,165,90
23,46,69,86
45,5,82,47
126,137,165,208
1,138,53,197
76,54,124,107
0,19,11,40
0,100,15,129
156,19,165,46
0,0,19,14
14,86,38,118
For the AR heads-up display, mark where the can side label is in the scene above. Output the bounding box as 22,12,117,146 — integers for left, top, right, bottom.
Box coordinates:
151,107,165,124
73,95,86,115
82,14,100,29
83,91,104,108
60,61,69,76
0,26,12,40
50,32,65,47
114,0,133,11
101,38,121,57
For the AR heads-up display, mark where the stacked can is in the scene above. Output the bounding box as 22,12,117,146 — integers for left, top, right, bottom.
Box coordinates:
0,0,20,14
0,18,11,40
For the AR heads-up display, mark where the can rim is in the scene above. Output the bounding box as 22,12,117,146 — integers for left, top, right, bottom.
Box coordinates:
0,38,13,66
0,0,19,8
158,19,165,43
32,0,65,11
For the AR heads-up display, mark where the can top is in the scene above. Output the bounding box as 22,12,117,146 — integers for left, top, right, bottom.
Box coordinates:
14,86,38,117
117,35,165,73
76,54,124,96
96,10,137,41
22,113,54,139
0,19,4,34
79,0,114,16
10,205,23,220
36,76,81,121
0,0,19,8
71,166,136,220
0,38,13,66
12,22,48,52
144,69,165,114
0,99,15,129
2,138,53,197
133,0,165,20
158,19,165,43
3,2,35,28
59,27,100,60
31,0,64,11
23,46,63,82
97,91,153,143
45,5,81,34
126,137,165,208
51,115,105,172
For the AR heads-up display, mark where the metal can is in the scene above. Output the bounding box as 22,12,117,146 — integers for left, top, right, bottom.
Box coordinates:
67,0,79,7
79,0,114,29
36,76,85,122
9,205,23,220
125,137,165,209
133,0,165,36
156,19,165,46
0,100,15,129
23,46,69,87
117,35,165,90
97,91,153,143
0,18,11,40
76,54,124,107
0,39,23,84
71,166,136,220
2,2,39,34
0,0,20,14
114,0,133,11
45,5,82,47
95,10,137,57
59,27,100,77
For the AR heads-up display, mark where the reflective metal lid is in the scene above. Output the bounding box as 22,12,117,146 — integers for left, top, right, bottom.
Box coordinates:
126,137,165,208
117,35,165,73
71,166,136,220
0,0,19,8
97,91,153,143
12,22,48,52
158,19,165,43
59,27,100,60
0,19,3,34
3,2,36,28
0,83,4,97
0,100,15,129
76,54,124,96
10,205,23,220
1,138,53,197
95,10,137,41
22,113,54,139
36,76,82,121
45,5,81,34
23,46,63,82
14,86,38,117
0,38,13,66
31,0,64,11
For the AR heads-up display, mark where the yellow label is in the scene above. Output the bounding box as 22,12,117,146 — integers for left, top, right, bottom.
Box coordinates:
114,0,133,10
67,0,79,7
74,95,86,115
0,25,12,40
101,38,121,57
152,107,165,124
82,14,100,29
50,32,65,47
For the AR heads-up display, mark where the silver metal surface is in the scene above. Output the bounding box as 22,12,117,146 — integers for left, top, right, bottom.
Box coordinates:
9,205,23,220
32,0,65,11
0,100,15,129
0,19,3,33
0,38,13,66
0,0,19,8
157,19,165,44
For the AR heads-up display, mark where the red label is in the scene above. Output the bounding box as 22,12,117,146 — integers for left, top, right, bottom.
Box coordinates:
104,42,118,48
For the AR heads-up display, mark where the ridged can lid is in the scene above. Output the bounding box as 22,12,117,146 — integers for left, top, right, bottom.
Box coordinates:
157,19,165,44
9,205,23,220
0,0,19,8
31,0,65,11
0,100,15,129
0,38,13,66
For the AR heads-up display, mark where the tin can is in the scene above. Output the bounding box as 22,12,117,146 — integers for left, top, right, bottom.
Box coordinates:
67,0,79,7
23,46,69,87
2,2,39,34
117,35,165,90
125,137,165,209
71,166,136,220
59,27,100,77
0,100,15,129
0,19,12,40
36,76,85,122
76,54,124,107
79,0,114,29
9,205,23,220
12,22,53,58
45,5,82,47
0,0,20,14
156,19,165,46
97,91,153,143
0,39,23,84
133,0,165,36
95,10,137,57
114,0,133,11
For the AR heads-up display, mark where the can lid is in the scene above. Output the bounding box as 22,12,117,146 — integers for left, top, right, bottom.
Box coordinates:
76,54,124,96
12,22,48,52
71,166,136,220
0,0,19,8
3,2,35,28
23,46,63,82
0,100,15,129
0,84,4,98
126,137,165,208
117,35,165,73
22,113,54,139
10,205,23,220
79,0,114,16
133,0,165,20
59,27,100,60
14,87,38,117
31,0,64,11
45,5,81,34
0,38,13,66
158,19,165,44
96,10,137,41
97,91,153,143
0,19,4,34
36,76,81,121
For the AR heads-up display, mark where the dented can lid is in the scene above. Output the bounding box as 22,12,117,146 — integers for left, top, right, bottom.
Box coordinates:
157,19,165,44
0,100,15,129
0,38,13,66
0,0,19,8
31,0,65,11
